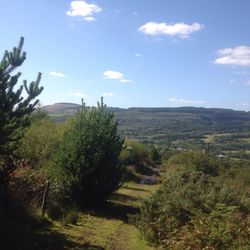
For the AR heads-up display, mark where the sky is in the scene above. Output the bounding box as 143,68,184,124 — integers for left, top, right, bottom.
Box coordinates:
1,0,250,110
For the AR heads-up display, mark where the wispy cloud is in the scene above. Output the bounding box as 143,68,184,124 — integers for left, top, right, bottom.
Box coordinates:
50,71,66,78
245,80,250,86
135,53,141,57
214,46,250,66
169,97,205,106
232,71,248,75
84,16,96,22
138,22,203,38
120,79,131,83
66,1,102,21
103,70,131,83
67,91,88,98
102,92,114,97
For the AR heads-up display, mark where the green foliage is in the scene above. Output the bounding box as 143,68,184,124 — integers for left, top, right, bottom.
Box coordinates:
124,139,150,164
0,155,16,183
182,204,250,250
30,106,49,123
7,164,47,206
49,98,124,203
120,139,159,166
149,145,161,164
18,118,65,168
0,37,43,155
46,104,250,154
134,171,249,249
168,151,219,176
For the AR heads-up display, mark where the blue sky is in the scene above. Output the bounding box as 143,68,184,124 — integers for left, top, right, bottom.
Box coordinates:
1,0,250,110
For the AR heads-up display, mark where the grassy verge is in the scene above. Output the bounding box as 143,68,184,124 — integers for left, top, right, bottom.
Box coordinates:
1,182,158,250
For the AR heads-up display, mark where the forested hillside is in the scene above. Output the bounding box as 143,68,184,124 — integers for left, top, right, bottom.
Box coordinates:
44,103,250,157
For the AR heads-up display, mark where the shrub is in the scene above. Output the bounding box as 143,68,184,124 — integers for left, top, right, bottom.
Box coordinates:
8,162,47,206
133,171,249,249
177,204,250,249
167,151,219,176
46,202,79,225
49,98,124,203
120,139,159,165
149,145,161,164
18,119,65,168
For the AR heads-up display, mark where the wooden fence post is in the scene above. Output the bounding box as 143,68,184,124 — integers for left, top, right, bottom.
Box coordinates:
41,181,50,217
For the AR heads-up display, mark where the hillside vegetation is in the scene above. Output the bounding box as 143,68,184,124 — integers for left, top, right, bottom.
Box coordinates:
1,39,250,250
44,103,250,158
133,151,250,249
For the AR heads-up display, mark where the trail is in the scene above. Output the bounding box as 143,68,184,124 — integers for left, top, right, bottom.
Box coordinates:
105,182,157,250
107,223,154,250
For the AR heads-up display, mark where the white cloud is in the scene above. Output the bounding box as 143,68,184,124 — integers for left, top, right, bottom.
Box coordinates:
102,92,114,97
138,22,203,38
120,79,131,83
103,70,131,83
229,79,236,84
169,97,205,106
67,1,101,21
103,70,124,80
50,71,66,78
135,53,141,57
67,91,88,98
214,46,250,66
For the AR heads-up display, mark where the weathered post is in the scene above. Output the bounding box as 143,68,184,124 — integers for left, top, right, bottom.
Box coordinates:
41,181,50,217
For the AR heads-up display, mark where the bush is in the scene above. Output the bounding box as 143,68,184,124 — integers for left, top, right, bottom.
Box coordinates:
49,98,124,203
133,171,249,249
167,151,219,176
47,202,79,225
120,139,159,166
183,204,250,249
149,145,161,164
18,118,65,168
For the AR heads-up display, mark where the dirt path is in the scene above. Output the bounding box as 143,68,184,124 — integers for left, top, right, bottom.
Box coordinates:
108,224,132,250
104,182,157,250
107,223,154,250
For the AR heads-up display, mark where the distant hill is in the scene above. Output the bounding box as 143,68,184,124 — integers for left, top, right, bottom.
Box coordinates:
43,103,250,149
43,102,80,115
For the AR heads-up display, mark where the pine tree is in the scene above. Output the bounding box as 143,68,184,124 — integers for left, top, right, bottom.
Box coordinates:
0,37,43,155
51,97,124,203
